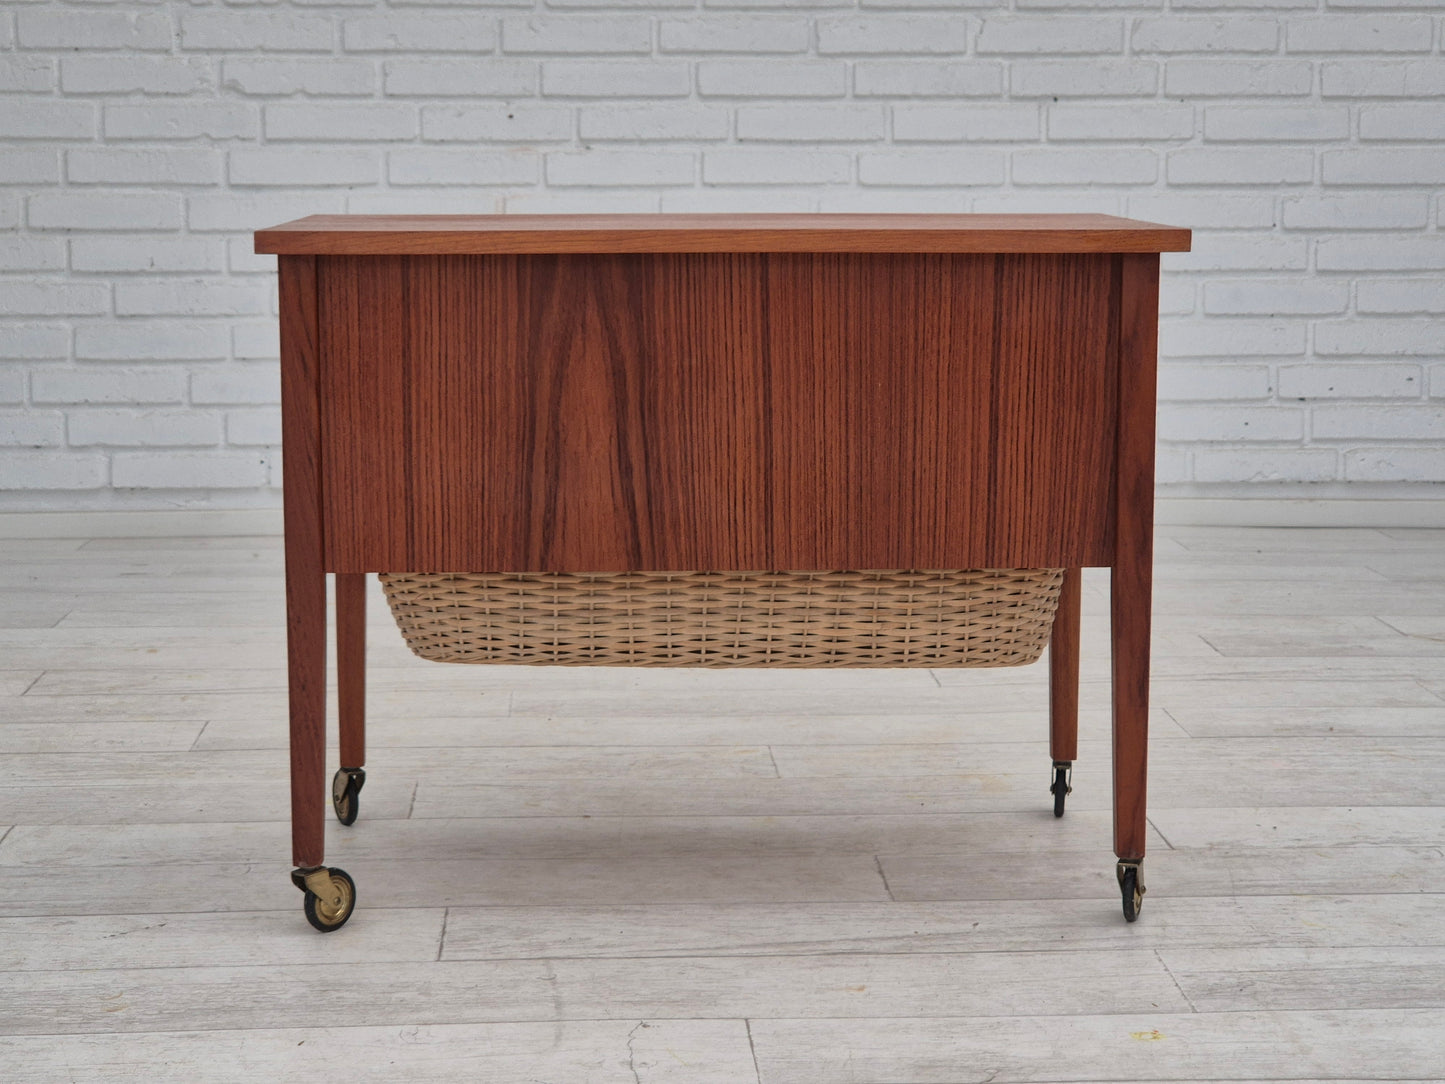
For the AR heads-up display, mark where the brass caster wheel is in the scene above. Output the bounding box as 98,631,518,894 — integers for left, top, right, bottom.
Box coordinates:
292,866,356,933
1117,860,1145,923
1049,760,1072,818
332,767,366,827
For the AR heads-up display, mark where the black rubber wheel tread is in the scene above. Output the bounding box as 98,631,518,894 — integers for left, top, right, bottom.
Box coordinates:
1119,864,1144,923
1051,765,1068,818
332,768,363,827
302,867,356,933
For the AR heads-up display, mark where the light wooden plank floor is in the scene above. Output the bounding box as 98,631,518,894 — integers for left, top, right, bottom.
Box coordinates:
1,527,1442,1082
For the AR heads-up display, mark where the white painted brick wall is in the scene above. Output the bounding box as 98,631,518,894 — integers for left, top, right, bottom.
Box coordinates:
1,0,1442,509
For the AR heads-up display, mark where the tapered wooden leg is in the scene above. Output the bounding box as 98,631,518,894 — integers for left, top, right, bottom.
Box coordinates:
1049,567,1081,765
336,573,366,770
286,559,327,868
280,254,328,871
1111,253,1159,870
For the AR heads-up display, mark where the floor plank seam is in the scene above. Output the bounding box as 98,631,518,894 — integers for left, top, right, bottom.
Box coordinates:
1147,817,1176,850
1153,948,1198,1013
745,1018,763,1084
873,856,895,901
18,672,45,697
435,907,448,963
406,781,418,819
188,720,210,753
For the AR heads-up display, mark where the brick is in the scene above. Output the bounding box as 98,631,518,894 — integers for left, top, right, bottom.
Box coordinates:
503,17,650,53
1158,404,1304,442
973,192,1120,216
223,59,376,97
659,18,809,53
1279,364,1422,400
191,366,281,406
1012,149,1156,186
1169,0,1314,7
0,56,55,93
1193,448,1339,484
505,191,659,214
386,58,538,97
0,371,23,405
895,104,1039,143
17,10,172,51
976,17,1122,55
1287,16,1434,53
1047,104,1194,142
1166,60,1312,96
701,0,841,6
75,322,229,361
66,149,221,187
232,323,280,361
344,15,497,52
818,16,969,54
390,149,540,186
1344,448,1445,484
228,239,275,276
1204,107,1349,142
188,194,344,233
0,238,64,272
32,369,186,406
228,149,378,187
1323,150,1445,186
1158,280,1197,317
71,239,224,275
69,410,222,448
0,148,59,186
699,61,845,98
1318,239,1445,272
0,412,64,449
665,190,816,213
60,57,214,96
1128,195,1280,231
0,325,68,361
1321,61,1445,97
738,105,885,142
1158,319,1306,357
1203,280,1349,316
858,149,1004,186
1360,106,1445,142
547,150,694,186
1315,320,1442,357
553,0,690,6
580,105,729,142
105,104,258,142
1172,235,1309,272
264,104,417,142
425,104,574,143
1157,363,1272,401
0,453,107,490
1313,405,1445,441
114,281,271,318
1011,60,1157,97
225,409,282,446
543,60,688,98
180,12,333,52
1281,195,1429,231
1166,148,1314,186
855,62,1002,98
112,451,269,489
1357,280,1445,315
1132,17,1278,54
0,102,96,142
0,283,109,317
703,149,850,185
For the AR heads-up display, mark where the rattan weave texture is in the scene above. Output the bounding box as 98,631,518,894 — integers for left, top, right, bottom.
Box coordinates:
380,568,1064,668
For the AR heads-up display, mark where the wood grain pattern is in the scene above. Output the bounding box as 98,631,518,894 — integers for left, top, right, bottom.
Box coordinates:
255,213,1193,256
319,252,1117,573
335,572,365,770
1111,254,1160,862
1049,567,1081,764
278,255,326,870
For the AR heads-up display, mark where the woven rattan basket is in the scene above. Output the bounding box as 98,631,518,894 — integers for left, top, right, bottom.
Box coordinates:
380,568,1064,668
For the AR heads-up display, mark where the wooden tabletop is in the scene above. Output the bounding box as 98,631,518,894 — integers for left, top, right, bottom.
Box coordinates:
254,213,1191,256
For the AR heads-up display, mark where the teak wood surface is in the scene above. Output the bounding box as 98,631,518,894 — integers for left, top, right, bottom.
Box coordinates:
265,214,1188,895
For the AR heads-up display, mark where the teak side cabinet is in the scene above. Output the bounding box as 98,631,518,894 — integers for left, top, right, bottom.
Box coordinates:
254,213,1192,931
